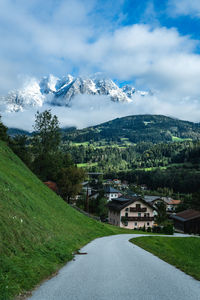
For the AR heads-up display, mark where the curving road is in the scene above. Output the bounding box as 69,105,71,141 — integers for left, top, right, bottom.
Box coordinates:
29,234,200,300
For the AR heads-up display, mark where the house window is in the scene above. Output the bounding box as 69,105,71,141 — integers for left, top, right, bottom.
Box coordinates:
125,208,129,212
125,212,128,217
147,222,150,226
136,204,141,209
135,222,137,226
138,213,141,217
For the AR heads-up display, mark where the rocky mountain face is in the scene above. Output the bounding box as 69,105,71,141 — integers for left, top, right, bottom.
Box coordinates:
1,74,150,112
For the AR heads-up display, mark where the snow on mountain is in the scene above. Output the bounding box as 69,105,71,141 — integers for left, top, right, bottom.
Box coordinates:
1,74,150,112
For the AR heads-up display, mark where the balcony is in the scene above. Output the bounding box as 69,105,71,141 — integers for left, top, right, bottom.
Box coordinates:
121,216,154,222
130,207,147,212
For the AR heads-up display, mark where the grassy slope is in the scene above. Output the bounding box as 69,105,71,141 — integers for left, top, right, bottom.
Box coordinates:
131,236,200,280
0,141,134,299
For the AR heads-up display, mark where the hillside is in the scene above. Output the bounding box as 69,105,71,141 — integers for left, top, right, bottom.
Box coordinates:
63,115,200,144
0,141,130,299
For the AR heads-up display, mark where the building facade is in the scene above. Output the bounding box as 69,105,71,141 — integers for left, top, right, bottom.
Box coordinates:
108,196,155,229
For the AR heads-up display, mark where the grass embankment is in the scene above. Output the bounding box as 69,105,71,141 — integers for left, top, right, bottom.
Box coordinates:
131,236,200,280
0,141,138,299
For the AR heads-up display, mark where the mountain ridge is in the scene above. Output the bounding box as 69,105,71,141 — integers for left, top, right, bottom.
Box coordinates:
1,74,150,112
62,114,200,144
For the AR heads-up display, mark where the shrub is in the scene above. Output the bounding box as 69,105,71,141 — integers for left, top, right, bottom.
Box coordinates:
152,226,161,233
162,224,174,235
147,227,152,232
142,225,146,232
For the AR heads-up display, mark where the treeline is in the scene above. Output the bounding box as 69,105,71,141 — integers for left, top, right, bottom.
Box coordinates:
64,140,200,172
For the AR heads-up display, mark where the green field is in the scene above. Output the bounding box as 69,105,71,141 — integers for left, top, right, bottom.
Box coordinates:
77,162,98,168
172,136,192,142
131,236,200,280
0,141,142,299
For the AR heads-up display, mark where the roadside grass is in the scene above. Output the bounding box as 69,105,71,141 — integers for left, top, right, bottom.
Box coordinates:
0,141,146,299
130,236,200,280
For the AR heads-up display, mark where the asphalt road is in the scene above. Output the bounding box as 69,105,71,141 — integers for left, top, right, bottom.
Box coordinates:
29,234,200,300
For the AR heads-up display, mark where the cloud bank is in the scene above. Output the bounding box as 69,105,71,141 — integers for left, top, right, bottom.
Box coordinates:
2,93,200,131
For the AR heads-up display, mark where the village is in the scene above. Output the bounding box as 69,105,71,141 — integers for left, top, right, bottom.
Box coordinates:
59,176,200,235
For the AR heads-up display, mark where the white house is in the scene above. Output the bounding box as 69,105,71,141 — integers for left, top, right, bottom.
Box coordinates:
104,186,122,202
108,195,155,229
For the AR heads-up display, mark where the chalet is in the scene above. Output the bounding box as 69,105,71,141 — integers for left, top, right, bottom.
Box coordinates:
171,209,200,234
104,186,122,201
108,195,155,229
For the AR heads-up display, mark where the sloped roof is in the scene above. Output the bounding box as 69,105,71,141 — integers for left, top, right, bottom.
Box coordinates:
167,199,181,205
144,195,161,203
172,209,200,222
44,181,58,192
108,195,154,212
104,186,121,194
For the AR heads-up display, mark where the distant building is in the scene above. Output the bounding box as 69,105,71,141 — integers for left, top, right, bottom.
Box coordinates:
113,179,121,185
44,181,58,193
164,198,181,212
104,186,122,201
81,181,92,196
140,184,148,190
171,209,200,234
144,196,181,213
108,195,155,229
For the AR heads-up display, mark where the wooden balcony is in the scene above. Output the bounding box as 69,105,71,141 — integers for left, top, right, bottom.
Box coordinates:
121,216,154,222
130,207,147,212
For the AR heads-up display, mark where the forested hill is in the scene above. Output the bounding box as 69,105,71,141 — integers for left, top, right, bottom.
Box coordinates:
63,115,200,144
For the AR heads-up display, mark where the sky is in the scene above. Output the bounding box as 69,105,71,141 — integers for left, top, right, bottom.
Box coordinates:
1,0,200,128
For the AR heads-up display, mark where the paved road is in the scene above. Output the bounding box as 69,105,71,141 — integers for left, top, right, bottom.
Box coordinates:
29,234,200,300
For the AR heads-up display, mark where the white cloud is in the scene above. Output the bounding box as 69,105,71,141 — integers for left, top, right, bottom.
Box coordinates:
1,0,200,124
2,93,200,131
168,0,200,18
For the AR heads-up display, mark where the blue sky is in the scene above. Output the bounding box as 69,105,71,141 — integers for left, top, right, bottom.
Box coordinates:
1,0,200,125
122,0,200,40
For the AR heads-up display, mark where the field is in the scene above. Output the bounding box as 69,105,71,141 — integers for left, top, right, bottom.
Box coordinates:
130,236,200,280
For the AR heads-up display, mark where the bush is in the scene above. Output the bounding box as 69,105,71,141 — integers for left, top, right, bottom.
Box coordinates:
162,224,174,235
147,227,152,232
152,226,162,233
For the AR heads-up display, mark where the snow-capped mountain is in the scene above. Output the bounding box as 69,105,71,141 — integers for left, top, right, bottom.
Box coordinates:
1,74,150,112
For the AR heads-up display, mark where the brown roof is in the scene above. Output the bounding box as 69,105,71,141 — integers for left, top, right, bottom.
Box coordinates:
168,199,181,205
44,181,58,193
173,209,200,221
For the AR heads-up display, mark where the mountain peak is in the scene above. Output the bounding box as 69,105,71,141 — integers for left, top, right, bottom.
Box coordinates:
2,74,150,112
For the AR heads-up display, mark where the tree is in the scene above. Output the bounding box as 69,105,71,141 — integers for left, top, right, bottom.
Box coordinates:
9,135,31,167
155,201,168,225
33,110,61,155
57,167,85,203
0,116,8,142
32,110,61,180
